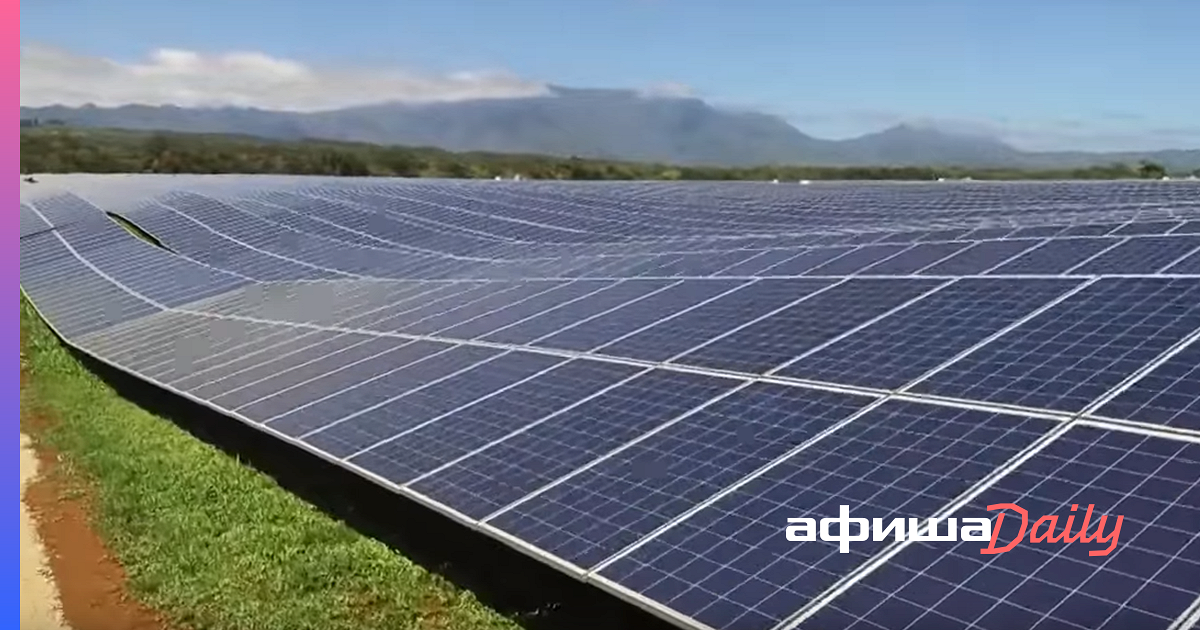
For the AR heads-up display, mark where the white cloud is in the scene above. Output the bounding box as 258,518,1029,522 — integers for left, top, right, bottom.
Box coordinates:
20,43,552,111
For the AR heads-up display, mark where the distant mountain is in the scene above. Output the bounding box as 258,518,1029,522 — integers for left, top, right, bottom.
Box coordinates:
20,87,1200,170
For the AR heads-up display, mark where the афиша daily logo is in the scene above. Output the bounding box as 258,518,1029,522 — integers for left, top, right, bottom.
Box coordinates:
785,503,1124,556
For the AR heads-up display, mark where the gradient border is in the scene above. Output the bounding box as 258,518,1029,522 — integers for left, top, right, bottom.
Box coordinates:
11,0,22,623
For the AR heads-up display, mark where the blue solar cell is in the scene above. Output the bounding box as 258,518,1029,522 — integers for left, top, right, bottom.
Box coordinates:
167,329,343,389
27,193,106,227
55,220,252,306
780,278,1083,389
433,279,616,339
534,279,746,352
988,237,1122,275
677,278,944,375
803,428,1200,630
266,344,502,437
236,339,446,422
482,279,676,345
600,278,835,363
959,227,1017,241
717,249,807,276
1006,225,1068,239
1070,236,1200,275
916,229,974,243
213,336,409,411
363,281,526,332
188,332,375,399
858,242,972,275
487,384,873,569
801,244,911,275
1094,341,1200,430
20,204,53,237
400,280,568,335
1164,249,1200,274
919,240,1043,276
410,369,741,519
20,231,163,338
350,359,640,485
303,351,567,458
598,401,1057,630
1058,224,1124,237
912,277,1200,412
1111,221,1184,236
762,247,856,275
134,319,293,380
1171,220,1200,235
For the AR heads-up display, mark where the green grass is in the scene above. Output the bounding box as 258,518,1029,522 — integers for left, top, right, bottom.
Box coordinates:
19,297,523,630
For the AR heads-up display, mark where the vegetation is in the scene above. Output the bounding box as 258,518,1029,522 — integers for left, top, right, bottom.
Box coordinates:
20,297,521,630
20,126,1181,181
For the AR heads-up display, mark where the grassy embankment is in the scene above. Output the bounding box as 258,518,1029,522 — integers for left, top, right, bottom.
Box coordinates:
19,297,521,630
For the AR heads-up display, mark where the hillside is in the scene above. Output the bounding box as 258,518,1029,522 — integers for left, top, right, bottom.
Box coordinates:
21,87,1200,170
21,126,1190,182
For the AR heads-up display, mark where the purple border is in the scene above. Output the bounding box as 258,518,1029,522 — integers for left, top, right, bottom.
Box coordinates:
12,0,24,622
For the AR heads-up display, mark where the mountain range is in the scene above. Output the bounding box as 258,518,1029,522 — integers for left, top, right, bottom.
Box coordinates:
20,86,1200,170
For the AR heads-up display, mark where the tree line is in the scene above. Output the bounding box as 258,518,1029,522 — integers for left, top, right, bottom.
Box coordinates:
20,126,1195,182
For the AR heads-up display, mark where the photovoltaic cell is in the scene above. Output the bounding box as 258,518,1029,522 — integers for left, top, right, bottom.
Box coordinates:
434,279,616,339
1163,248,1200,274
779,278,1083,389
1070,235,1200,275
676,278,944,375
761,247,855,275
856,242,971,275
189,332,374,400
487,384,873,569
1111,221,1183,236
717,249,806,276
803,427,1200,630
302,351,567,458
803,244,911,275
266,344,502,437
987,237,1121,275
912,277,1200,413
482,278,676,345
215,336,409,411
598,401,1057,630
410,369,741,519
600,278,835,363
1058,224,1124,237
1093,341,1200,431
533,278,747,352
919,240,1042,276
349,359,640,485
237,339,447,422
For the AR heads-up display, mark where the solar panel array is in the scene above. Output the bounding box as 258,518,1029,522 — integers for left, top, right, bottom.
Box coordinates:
19,175,1200,630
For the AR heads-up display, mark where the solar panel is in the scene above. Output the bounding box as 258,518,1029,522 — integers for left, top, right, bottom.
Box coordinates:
911,277,1200,413
676,278,944,374
596,400,1059,630
797,426,1200,630
1092,339,1200,431
19,175,1200,630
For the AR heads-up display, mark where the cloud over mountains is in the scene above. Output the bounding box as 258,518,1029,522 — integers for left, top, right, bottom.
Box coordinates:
20,43,551,111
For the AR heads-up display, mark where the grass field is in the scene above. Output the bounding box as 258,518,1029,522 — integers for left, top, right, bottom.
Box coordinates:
19,296,522,630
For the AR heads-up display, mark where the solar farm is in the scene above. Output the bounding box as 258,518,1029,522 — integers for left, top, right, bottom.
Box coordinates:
18,175,1200,630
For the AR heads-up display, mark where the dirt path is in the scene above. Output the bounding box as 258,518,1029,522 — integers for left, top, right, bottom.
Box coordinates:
21,361,171,630
20,432,71,630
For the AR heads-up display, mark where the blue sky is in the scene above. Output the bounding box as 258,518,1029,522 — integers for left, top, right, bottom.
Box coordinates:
19,0,1200,151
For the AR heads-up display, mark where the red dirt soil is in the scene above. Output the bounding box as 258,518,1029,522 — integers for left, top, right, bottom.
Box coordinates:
21,360,172,630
